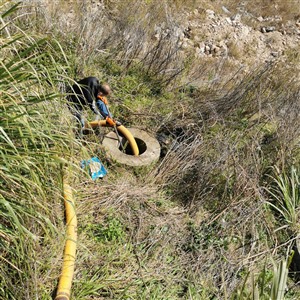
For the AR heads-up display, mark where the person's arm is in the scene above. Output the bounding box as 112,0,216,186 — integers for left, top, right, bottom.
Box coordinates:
96,97,118,126
96,99,109,118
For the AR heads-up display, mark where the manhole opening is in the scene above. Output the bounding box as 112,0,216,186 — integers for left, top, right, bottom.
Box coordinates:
119,137,147,155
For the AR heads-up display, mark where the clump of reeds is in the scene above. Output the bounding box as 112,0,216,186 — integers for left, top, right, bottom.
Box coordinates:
0,3,79,298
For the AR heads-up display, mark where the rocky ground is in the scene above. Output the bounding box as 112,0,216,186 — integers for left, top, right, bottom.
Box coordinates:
153,6,300,81
38,1,300,84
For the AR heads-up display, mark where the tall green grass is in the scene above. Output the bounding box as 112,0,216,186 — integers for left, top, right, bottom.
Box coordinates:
0,3,77,298
266,166,300,230
234,259,288,300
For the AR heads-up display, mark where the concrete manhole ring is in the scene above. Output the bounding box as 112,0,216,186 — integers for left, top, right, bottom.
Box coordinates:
102,128,161,166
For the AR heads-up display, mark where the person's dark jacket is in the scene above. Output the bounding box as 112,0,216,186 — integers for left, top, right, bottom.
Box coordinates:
67,76,100,114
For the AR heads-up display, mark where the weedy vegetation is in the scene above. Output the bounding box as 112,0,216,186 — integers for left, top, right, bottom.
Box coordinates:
1,0,300,299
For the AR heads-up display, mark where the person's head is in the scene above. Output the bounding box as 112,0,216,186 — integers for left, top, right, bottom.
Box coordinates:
98,83,111,96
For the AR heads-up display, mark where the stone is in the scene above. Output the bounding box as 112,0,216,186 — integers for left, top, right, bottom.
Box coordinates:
222,6,230,14
199,46,205,54
257,16,264,22
204,45,211,53
206,9,215,19
181,41,189,49
231,14,241,23
225,17,232,25
213,46,221,54
265,26,276,32
184,26,192,38
239,26,250,38
174,27,185,40
193,35,201,43
261,26,276,33
154,25,161,34
195,47,205,57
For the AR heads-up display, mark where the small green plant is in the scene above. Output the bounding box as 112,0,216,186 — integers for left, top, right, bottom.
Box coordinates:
266,166,300,229
87,215,125,243
183,221,232,252
233,259,288,300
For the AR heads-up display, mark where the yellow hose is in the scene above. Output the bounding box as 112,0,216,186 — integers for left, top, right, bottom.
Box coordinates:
55,122,137,298
88,120,139,156
88,120,107,127
116,125,139,156
55,180,77,300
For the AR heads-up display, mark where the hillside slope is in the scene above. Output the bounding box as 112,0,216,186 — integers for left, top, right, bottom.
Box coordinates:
1,1,300,299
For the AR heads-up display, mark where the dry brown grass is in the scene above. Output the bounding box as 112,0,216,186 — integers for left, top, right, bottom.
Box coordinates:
146,61,300,297
213,0,300,21
8,1,300,298
73,172,190,298
19,0,190,87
